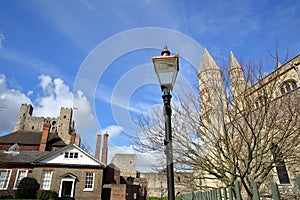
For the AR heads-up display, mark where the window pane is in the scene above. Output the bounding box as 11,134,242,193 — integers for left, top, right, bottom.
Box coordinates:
291,81,297,89
14,170,27,189
40,171,52,190
286,84,291,92
0,170,11,190
276,165,290,184
280,87,286,95
84,172,94,189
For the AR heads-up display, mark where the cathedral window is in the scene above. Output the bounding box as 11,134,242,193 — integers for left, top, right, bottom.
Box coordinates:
271,143,290,184
280,79,297,95
254,95,267,109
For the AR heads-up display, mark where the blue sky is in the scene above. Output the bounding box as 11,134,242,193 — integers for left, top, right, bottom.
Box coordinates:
0,0,299,171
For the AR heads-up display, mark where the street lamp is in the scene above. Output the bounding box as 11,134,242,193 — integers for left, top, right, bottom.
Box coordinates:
152,45,179,200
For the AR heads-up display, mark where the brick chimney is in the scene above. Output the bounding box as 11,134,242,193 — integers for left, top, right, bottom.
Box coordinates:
39,120,51,151
70,129,76,144
95,134,102,160
101,132,109,165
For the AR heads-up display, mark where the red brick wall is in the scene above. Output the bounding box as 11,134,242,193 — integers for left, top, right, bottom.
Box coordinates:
0,144,39,151
110,184,126,200
0,144,64,151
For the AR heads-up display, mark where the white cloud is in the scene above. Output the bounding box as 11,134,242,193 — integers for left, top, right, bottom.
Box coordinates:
0,73,97,137
0,74,32,133
0,33,5,49
38,74,53,95
99,125,123,139
27,90,33,96
34,74,98,133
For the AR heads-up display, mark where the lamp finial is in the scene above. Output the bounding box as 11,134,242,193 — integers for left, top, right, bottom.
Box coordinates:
161,45,170,56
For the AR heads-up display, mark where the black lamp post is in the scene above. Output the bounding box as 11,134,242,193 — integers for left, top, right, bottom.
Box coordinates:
152,46,179,200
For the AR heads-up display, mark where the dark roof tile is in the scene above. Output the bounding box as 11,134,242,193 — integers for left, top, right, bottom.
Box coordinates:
0,131,66,146
0,150,50,163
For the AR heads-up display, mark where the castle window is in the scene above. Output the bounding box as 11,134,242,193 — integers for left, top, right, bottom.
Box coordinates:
280,79,297,95
63,115,66,119
0,169,11,190
32,126,34,130
51,122,56,131
22,114,26,122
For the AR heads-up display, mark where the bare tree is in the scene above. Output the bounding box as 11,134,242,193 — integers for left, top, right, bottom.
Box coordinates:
134,54,300,198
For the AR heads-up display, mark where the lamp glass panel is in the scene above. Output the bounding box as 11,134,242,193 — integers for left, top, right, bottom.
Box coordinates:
157,71,174,85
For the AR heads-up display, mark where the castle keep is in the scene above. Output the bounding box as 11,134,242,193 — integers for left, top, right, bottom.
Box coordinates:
13,103,80,146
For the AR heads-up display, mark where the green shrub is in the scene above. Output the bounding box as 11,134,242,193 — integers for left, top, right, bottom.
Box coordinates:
15,177,40,199
36,190,58,200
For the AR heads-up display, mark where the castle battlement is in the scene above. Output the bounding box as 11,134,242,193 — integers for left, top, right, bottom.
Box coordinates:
13,104,79,146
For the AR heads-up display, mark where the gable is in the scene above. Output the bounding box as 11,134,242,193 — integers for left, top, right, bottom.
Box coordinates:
35,145,103,166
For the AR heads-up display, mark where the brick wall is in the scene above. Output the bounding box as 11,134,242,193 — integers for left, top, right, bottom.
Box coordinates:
32,167,104,200
0,167,33,198
0,144,39,151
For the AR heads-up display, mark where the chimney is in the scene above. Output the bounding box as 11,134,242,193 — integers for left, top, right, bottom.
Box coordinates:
101,132,109,165
39,120,51,151
70,129,76,144
95,134,102,160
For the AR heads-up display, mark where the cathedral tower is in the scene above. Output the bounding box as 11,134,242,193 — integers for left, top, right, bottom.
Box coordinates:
198,49,227,136
229,52,246,100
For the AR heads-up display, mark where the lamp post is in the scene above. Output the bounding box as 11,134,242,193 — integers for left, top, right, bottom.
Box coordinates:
152,46,179,200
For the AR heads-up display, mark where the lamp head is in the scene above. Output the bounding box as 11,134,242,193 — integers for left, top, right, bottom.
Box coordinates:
152,46,179,91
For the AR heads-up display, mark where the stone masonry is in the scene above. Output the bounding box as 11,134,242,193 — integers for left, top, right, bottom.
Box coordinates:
13,103,80,146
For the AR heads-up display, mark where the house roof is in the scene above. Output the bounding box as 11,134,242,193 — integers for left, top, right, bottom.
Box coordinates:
0,130,66,146
0,150,50,164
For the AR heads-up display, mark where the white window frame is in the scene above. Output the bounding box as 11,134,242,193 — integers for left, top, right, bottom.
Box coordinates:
59,178,76,198
64,151,79,159
0,169,12,190
40,170,53,190
13,169,28,189
83,172,95,191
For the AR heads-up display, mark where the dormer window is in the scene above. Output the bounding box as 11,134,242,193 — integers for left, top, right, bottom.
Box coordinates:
64,152,79,159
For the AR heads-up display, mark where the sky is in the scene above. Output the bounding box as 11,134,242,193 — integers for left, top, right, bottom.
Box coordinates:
0,0,299,172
